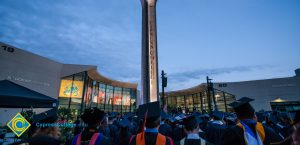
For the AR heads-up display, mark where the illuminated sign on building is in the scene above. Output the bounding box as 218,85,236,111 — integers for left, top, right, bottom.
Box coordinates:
59,80,84,98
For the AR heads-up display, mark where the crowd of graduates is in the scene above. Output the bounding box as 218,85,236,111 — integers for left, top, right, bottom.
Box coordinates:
11,97,300,145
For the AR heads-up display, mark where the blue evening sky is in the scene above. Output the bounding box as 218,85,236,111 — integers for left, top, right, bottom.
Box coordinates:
0,0,299,91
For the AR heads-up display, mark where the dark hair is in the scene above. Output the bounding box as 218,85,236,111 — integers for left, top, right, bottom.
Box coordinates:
81,108,105,126
236,110,255,119
184,116,198,131
145,116,160,128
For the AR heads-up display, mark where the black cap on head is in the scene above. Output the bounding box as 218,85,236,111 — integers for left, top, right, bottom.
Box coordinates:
123,112,134,119
33,108,58,124
108,112,118,120
137,101,161,120
137,101,161,128
119,119,131,128
269,112,279,124
228,97,255,119
255,112,265,122
160,111,169,120
81,107,105,125
183,116,200,131
212,111,224,120
191,111,202,117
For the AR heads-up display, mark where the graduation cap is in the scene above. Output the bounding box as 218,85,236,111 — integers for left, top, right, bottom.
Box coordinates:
137,101,161,120
108,112,118,119
81,107,105,125
119,119,131,128
123,112,134,119
160,111,169,120
197,114,209,123
212,111,225,120
228,97,255,118
33,108,58,124
136,101,160,141
255,112,265,123
269,111,280,124
182,116,202,131
169,117,177,123
191,111,202,117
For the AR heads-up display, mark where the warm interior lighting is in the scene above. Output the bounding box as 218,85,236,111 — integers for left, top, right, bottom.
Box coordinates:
272,98,286,102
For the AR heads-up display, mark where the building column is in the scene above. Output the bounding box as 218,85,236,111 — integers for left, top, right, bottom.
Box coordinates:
200,92,203,113
103,84,107,111
184,95,187,112
223,92,228,112
112,87,115,112
68,74,75,109
80,71,88,115
121,87,123,114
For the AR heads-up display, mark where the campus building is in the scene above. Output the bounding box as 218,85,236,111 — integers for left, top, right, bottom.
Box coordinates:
0,42,137,124
163,69,300,113
214,69,300,111
163,85,236,113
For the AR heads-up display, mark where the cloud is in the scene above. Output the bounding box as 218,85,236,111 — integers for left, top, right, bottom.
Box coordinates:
165,65,272,90
0,0,141,84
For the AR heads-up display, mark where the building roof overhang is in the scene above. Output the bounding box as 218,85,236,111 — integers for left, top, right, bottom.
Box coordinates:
163,84,207,97
61,64,138,89
87,68,138,89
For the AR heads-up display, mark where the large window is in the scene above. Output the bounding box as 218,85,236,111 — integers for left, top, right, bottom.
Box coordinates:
130,89,137,112
59,73,137,115
164,88,236,113
113,87,122,112
105,85,114,112
58,72,85,117
98,83,106,110
123,88,131,113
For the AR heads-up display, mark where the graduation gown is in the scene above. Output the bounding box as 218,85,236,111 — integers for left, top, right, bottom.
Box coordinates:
129,132,173,145
221,124,282,145
180,139,202,145
108,124,118,140
205,123,227,145
173,126,186,142
159,123,173,138
73,130,112,145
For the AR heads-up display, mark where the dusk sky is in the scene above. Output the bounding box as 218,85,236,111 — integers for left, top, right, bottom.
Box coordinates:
1,0,299,91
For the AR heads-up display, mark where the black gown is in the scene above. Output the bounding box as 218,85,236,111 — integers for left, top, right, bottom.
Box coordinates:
221,124,283,145
159,123,173,138
173,126,186,142
181,139,201,145
74,130,112,145
108,124,119,141
205,123,227,145
129,132,173,145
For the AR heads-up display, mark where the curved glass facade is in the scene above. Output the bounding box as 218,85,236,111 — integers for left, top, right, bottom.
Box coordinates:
58,71,137,116
164,87,236,113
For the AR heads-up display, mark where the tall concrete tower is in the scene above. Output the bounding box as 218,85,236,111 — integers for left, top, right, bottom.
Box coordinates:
140,0,159,104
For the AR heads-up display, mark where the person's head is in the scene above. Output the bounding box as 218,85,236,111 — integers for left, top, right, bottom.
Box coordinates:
32,109,61,139
81,107,106,129
183,116,199,134
137,101,161,129
292,127,300,145
229,97,256,120
211,111,224,121
145,116,161,129
236,105,255,120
